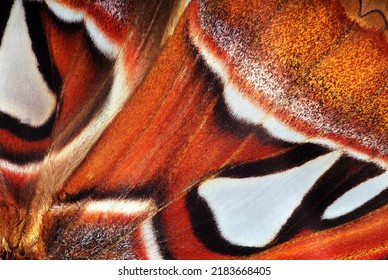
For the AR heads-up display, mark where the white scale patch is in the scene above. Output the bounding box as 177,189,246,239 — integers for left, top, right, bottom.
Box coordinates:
45,0,83,23
45,0,119,59
85,19,120,59
141,219,164,260
224,84,267,124
85,199,153,215
0,159,41,175
198,151,341,248
0,0,56,127
323,171,388,220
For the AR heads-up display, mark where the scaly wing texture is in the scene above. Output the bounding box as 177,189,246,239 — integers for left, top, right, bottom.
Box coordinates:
0,0,387,259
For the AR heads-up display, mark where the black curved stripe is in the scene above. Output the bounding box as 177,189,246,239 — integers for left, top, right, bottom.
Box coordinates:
0,147,46,164
150,213,176,260
0,112,55,141
219,143,330,178
23,1,62,96
60,182,165,204
0,0,13,46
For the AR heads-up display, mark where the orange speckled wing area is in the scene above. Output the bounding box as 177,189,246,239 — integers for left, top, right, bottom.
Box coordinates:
189,0,387,162
0,0,387,259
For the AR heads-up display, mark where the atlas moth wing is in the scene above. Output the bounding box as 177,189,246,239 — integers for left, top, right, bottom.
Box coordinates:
0,0,185,258
184,0,387,259
190,0,388,163
182,0,388,258
152,0,388,259
40,0,388,259
28,0,187,258
0,0,74,256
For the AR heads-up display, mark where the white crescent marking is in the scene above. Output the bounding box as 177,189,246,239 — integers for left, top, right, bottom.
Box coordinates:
0,0,56,127
198,151,341,247
323,171,388,219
